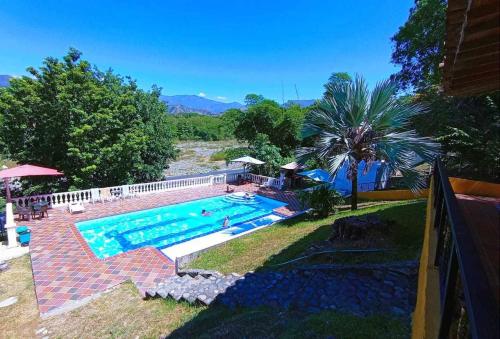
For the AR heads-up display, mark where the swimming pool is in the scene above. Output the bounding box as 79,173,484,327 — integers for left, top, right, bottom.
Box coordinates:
76,193,287,259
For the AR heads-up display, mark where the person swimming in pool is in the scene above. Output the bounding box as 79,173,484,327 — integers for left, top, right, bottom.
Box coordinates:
222,216,230,228
201,209,212,216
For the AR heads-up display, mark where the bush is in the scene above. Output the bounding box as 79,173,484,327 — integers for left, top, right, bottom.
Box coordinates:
298,185,344,218
209,150,227,161
223,147,252,164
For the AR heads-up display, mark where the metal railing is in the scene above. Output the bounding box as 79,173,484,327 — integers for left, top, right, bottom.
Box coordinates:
431,159,498,338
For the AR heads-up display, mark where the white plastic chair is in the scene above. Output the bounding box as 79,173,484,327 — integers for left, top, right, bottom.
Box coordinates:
90,188,101,204
260,178,274,189
68,202,85,214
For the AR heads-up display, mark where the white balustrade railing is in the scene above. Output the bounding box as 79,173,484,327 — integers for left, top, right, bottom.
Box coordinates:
12,189,96,208
10,171,280,209
244,173,281,188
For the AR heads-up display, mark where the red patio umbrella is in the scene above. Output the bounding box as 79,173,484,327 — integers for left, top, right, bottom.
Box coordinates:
0,164,64,202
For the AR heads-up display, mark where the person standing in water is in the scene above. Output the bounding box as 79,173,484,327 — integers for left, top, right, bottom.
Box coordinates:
222,216,230,228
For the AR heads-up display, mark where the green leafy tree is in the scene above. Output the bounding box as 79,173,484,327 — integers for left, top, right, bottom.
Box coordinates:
235,97,305,156
167,113,234,141
391,0,500,181
412,92,500,180
250,134,283,177
298,75,440,210
324,72,352,95
234,99,282,144
244,93,264,106
0,49,176,191
391,0,446,91
220,108,243,137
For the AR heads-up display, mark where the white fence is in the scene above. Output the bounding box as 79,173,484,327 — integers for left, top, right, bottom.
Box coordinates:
11,171,281,209
244,173,281,188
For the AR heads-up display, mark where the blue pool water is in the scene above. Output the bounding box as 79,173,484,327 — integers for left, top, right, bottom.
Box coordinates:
76,193,287,259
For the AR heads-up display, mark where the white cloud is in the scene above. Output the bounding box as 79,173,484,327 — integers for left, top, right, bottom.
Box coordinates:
198,92,206,97
216,96,228,101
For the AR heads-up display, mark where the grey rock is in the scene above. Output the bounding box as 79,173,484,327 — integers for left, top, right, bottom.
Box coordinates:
0,296,18,308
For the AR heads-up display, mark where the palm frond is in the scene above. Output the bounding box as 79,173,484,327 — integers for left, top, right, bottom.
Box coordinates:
365,79,396,123
296,74,441,198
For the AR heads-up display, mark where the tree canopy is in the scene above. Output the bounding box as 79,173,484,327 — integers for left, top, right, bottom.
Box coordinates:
244,93,265,106
391,0,446,91
234,98,305,156
391,0,500,181
167,113,235,141
0,49,177,191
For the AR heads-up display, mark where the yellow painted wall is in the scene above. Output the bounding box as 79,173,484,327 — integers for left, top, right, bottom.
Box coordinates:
411,179,440,338
357,177,498,201
358,189,428,201
449,177,500,198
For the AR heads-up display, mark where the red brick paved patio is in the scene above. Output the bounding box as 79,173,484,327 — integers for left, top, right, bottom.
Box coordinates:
20,184,300,315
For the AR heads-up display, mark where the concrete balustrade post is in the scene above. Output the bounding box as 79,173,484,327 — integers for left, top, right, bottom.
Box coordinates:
5,202,18,248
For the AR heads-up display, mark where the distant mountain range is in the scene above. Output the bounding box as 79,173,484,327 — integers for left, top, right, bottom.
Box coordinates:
0,75,12,87
284,99,316,108
0,74,315,115
160,95,244,115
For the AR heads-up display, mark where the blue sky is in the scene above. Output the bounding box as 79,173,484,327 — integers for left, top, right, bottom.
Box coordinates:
0,0,413,103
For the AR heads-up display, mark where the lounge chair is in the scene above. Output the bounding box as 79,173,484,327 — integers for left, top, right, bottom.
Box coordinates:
259,178,274,189
226,185,235,193
90,188,101,203
100,188,117,202
68,202,85,214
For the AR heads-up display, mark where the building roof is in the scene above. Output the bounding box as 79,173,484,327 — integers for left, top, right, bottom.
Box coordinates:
443,0,500,96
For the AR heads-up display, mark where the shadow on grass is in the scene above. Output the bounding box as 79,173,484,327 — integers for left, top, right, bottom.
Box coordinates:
165,201,425,338
258,200,426,270
168,305,410,338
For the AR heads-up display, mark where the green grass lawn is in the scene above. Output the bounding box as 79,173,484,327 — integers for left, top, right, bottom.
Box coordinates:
4,200,426,338
188,200,426,273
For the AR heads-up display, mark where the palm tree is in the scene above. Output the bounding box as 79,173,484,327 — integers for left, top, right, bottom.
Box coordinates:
297,75,440,210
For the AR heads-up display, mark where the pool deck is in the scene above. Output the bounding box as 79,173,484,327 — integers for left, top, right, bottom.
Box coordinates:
17,184,301,315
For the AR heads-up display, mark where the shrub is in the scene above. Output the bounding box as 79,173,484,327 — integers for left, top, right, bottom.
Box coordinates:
298,185,344,218
209,150,228,161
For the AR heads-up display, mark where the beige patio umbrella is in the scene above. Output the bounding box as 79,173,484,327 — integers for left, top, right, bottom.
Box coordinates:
229,156,265,175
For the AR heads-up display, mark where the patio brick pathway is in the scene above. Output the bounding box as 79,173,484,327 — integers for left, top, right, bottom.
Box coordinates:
19,184,300,315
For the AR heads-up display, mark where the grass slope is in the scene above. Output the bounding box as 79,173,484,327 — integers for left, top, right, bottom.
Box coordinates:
188,200,426,273
1,201,425,338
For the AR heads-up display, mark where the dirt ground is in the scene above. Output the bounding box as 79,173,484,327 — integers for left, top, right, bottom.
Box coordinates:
0,255,201,338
